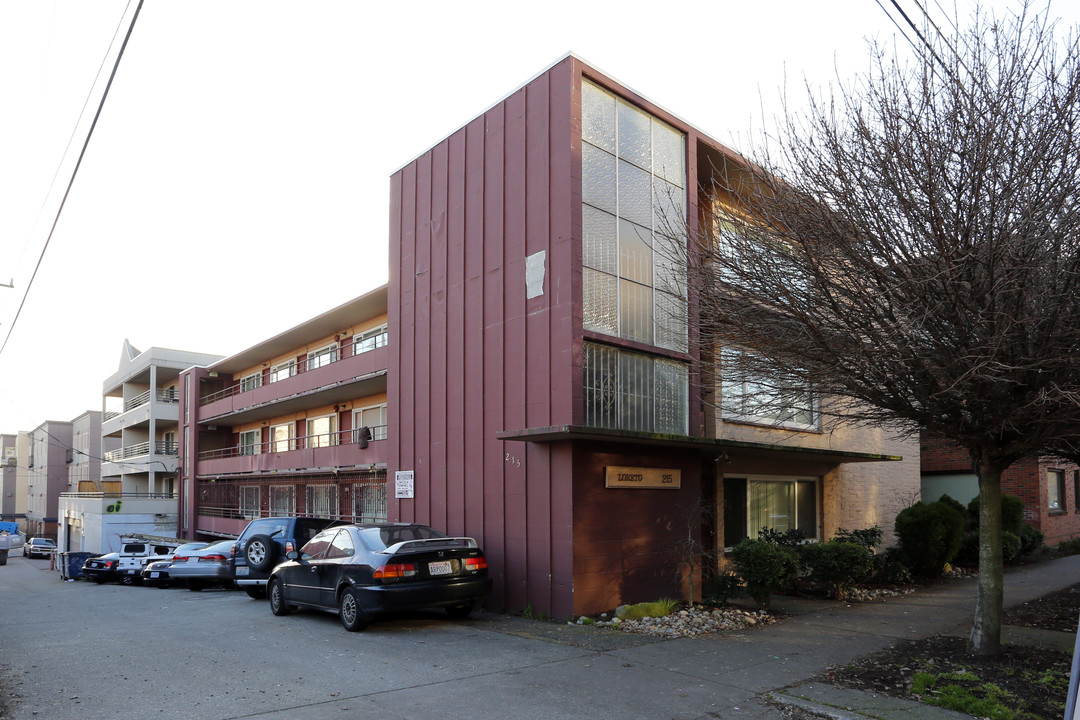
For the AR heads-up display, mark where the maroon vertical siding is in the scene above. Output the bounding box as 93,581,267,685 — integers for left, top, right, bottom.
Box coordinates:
391,58,579,614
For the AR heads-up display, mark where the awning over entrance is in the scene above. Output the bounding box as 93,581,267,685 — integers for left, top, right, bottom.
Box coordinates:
496,425,902,467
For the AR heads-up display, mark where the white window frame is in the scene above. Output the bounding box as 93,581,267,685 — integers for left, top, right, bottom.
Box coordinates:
305,484,339,518
270,423,294,452
239,429,261,456
1049,469,1066,512
240,372,262,392
720,349,818,430
269,360,295,384
239,486,260,519
307,343,338,371
352,404,388,442
307,414,338,448
354,324,388,355
269,485,295,515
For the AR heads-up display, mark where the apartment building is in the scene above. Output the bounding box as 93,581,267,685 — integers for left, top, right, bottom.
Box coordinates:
26,420,73,538
179,286,390,540
388,55,920,618
0,433,24,527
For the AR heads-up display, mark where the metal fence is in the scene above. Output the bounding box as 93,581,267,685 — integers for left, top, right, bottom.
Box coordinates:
195,471,387,524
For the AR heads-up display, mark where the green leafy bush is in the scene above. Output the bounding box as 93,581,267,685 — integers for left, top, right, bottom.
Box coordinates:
1001,531,1021,564
731,538,799,610
834,526,884,551
1018,523,1044,556
800,540,875,600
953,532,979,568
615,598,679,620
868,546,912,585
703,571,743,605
757,527,806,548
1055,537,1080,557
894,500,966,577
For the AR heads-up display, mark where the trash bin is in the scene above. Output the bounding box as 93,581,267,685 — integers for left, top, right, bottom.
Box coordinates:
56,552,69,579
65,552,93,580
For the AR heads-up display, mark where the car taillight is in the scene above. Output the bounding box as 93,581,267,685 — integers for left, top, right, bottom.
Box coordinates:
200,554,227,562
173,556,189,562
373,562,417,580
105,560,116,569
464,556,487,571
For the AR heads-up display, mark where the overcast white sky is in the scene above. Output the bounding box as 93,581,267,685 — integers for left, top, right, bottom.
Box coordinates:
0,0,1075,433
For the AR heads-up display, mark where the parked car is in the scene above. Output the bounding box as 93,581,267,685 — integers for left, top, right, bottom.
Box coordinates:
232,516,344,598
168,540,236,590
24,537,56,559
140,542,210,587
268,523,492,631
82,553,120,583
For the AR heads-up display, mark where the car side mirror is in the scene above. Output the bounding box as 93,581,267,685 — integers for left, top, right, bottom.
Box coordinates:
286,550,299,561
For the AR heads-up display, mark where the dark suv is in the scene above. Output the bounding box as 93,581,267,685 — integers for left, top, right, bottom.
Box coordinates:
231,517,344,598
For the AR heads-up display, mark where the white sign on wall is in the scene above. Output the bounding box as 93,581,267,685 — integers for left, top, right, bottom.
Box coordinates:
395,471,415,499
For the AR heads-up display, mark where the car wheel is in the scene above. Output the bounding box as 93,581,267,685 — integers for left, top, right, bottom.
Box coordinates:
92,577,106,584
244,534,278,572
121,575,135,586
244,586,267,600
338,587,369,632
446,603,476,619
269,578,293,616
188,580,205,592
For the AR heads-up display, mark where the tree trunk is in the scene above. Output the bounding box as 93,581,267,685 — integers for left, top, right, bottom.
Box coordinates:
969,462,1003,656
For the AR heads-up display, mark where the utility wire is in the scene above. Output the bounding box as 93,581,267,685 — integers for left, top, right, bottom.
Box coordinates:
0,0,144,358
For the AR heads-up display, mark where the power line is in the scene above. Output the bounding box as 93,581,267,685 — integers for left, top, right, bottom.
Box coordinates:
0,0,145,358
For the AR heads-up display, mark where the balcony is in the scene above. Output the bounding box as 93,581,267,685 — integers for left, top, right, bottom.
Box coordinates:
197,343,388,426
196,427,387,477
103,388,181,437
105,440,179,462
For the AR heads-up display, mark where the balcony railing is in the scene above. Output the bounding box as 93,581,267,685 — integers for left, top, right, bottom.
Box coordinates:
104,440,179,462
197,426,386,461
60,492,177,500
195,472,387,524
122,388,180,413
199,332,388,406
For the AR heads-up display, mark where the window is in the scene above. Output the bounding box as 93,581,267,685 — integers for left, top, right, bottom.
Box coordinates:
269,485,295,515
269,360,295,383
307,343,338,371
353,404,388,441
240,372,262,392
239,486,259,519
239,429,261,456
721,349,816,429
326,529,355,559
353,482,387,524
1049,469,1066,513
305,484,339,518
307,414,338,448
354,325,388,354
724,476,818,547
580,80,687,352
1074,471,1079,514
583,342,687,434
270,423,294,452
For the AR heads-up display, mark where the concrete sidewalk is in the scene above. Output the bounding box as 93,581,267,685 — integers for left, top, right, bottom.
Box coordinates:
458,554,1080,720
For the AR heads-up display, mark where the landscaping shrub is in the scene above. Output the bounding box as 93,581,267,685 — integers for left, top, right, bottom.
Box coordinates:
800,540,875,600
730,538,799,610
834,526,884,552
868,546,912,585
757,527,806,549
1055,537,1080,557
966,493,1025,535
953,532,979,568
703,570,743,605
1018,523,1044,556
894,500,966,577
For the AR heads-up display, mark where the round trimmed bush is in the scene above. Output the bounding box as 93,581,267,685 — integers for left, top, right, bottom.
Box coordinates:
894,500,966,577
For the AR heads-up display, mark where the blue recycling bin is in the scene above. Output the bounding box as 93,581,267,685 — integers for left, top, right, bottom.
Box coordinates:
60,552,93,580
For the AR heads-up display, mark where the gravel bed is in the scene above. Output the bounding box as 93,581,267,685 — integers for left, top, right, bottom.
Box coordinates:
573,606,776,638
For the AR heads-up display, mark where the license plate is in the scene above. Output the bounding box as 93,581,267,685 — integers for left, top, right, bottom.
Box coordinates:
149,572,159,578
428,561,452,576
235,566,248,576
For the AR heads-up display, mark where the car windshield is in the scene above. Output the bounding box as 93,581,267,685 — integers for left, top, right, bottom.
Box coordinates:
360,525,449,551
35,539,55,547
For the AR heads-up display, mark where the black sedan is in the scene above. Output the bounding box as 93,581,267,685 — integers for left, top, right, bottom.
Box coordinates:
82,553,121,583
268,523,492,631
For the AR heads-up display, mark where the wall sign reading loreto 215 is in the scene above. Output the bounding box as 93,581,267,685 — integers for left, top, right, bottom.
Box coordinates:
604,466,681,489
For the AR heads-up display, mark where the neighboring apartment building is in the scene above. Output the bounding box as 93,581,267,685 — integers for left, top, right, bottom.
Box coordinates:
387,55,919,618
58,343,223,554
179,287,390,540
921,435,1080,545
0,433,25,527
26,420,73,539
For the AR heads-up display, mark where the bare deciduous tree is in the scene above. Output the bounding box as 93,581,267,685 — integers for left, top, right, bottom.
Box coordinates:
690,3,1080,655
